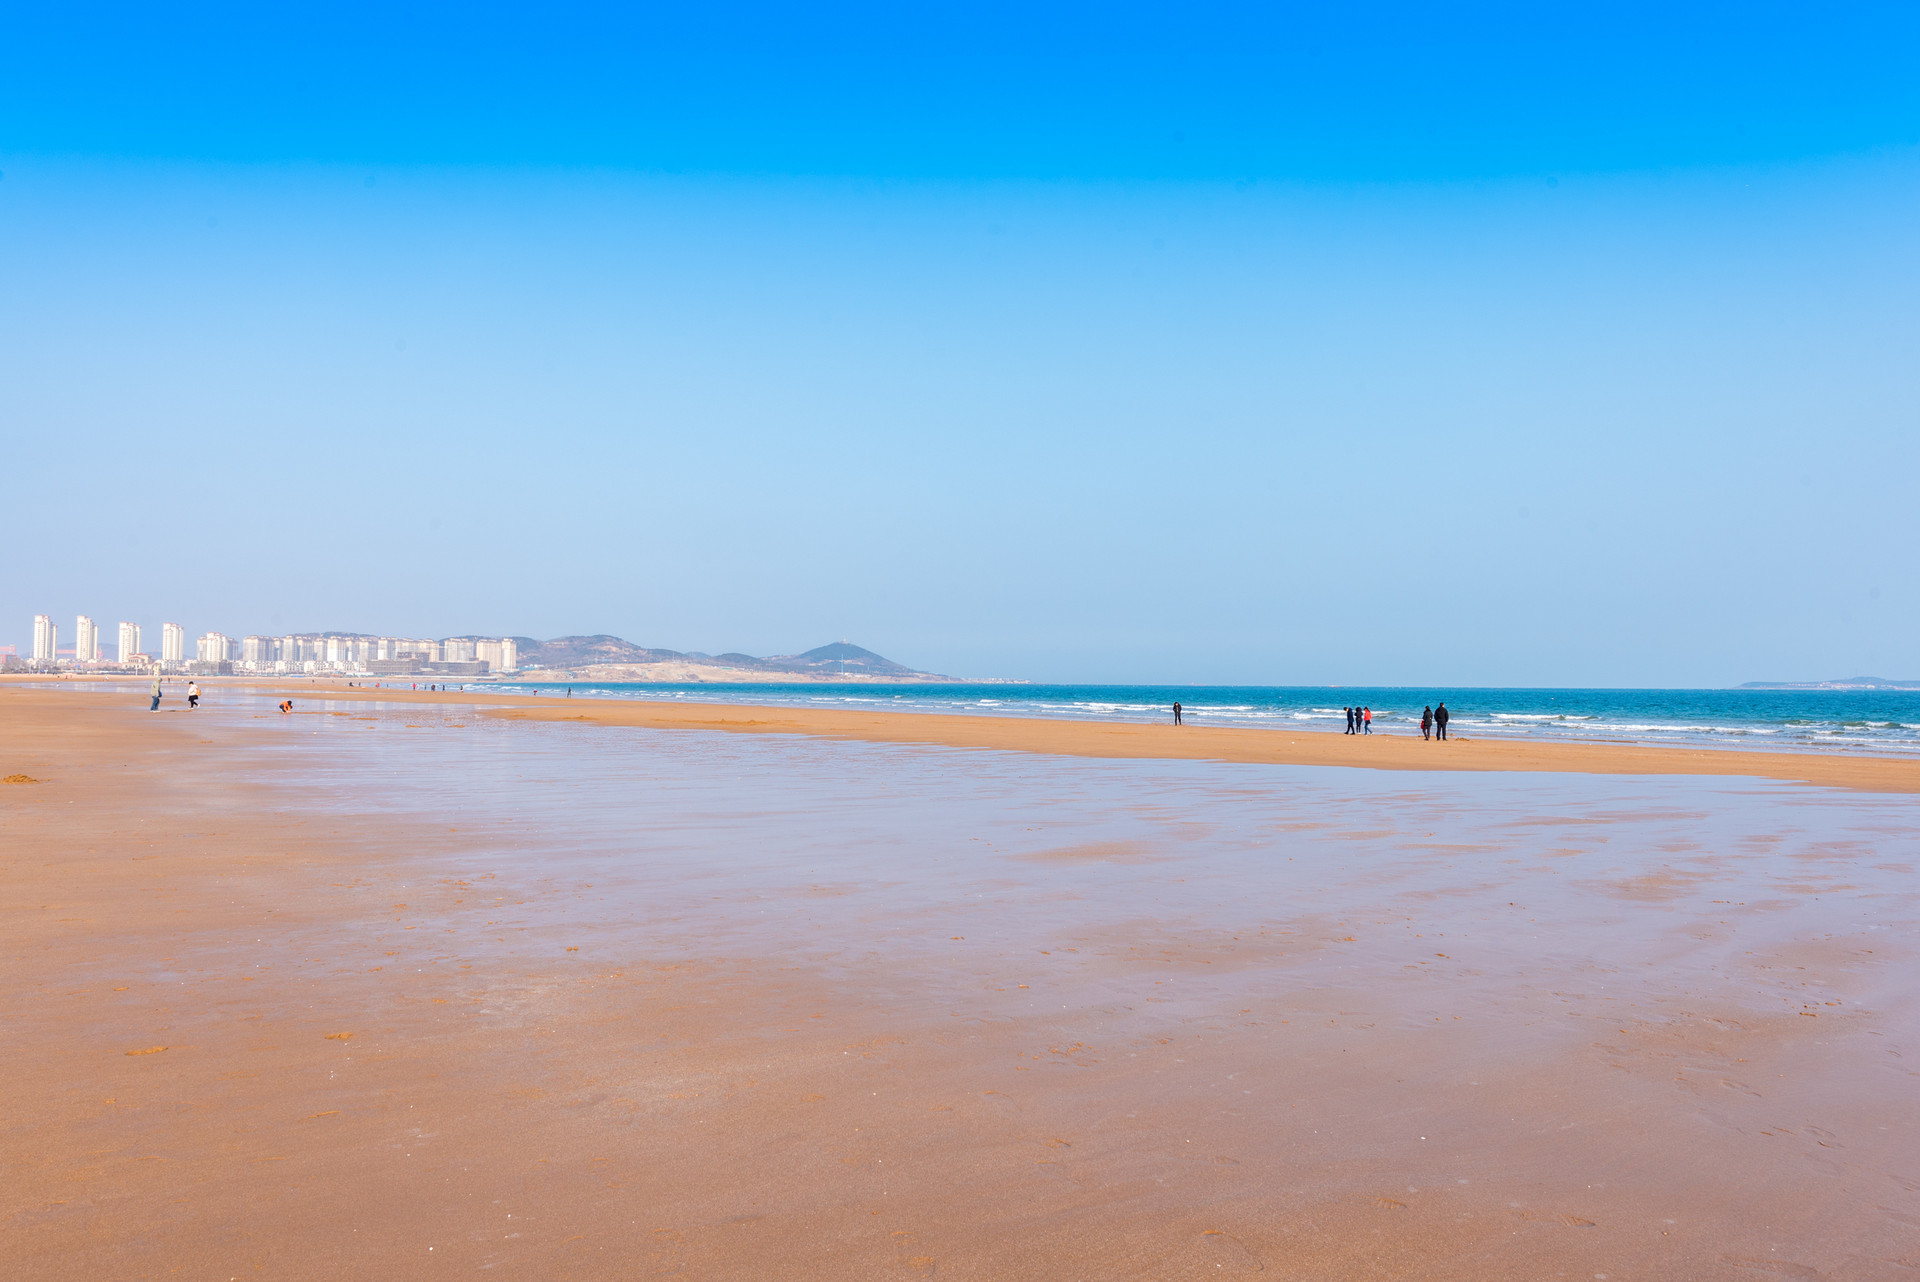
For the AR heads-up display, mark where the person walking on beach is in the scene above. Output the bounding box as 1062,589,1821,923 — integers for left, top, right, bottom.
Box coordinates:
149,676,162,711
1434,702,1449,740
187,681,200,709
1172,701,1183,726
1420,705,1432,740
1363,706,1373,734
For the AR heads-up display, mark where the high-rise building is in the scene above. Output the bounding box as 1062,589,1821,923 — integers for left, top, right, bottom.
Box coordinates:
74,616,99,664
242,635,271,665
32,614,57,661
197,632,233,662
118,622,142,665
475,638,518,672
161,622,185,663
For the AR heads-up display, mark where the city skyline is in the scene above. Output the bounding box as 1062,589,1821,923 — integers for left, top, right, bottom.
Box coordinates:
8,612,517,676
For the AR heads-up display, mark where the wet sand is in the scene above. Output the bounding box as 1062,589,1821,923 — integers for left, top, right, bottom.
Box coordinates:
4,684,1917,1279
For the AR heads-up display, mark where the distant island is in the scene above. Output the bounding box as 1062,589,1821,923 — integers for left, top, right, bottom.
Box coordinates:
1739,676,1920,691
499,638,962,684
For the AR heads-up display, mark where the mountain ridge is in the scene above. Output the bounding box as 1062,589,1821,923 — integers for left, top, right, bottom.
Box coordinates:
508,636,953,682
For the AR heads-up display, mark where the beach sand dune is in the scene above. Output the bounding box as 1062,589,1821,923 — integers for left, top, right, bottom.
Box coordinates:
3,686,1915,1279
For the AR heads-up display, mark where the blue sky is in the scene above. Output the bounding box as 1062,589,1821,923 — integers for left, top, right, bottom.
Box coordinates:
3,3,1918,683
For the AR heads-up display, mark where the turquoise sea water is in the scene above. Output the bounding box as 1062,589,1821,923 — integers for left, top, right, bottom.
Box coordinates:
477,682,1920,756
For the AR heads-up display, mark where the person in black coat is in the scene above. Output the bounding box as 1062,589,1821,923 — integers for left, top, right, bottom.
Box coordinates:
1434,702,1450,740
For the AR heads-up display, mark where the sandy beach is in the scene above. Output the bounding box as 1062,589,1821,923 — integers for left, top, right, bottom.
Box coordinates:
4,682,1916,1279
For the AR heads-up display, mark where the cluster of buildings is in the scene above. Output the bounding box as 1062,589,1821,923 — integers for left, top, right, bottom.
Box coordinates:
10,615,517,677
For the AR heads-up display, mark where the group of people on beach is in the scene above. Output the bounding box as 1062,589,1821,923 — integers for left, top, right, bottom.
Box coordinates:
1169,699,1452,739
1350,703,1451,738
147,678,200,711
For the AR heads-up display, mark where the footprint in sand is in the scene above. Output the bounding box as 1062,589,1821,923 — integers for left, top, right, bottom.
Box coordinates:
1196,1230,1263,1271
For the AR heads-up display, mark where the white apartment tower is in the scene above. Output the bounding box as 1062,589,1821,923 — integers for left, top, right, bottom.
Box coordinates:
476,638,518,672
74,616,99,664
118,622,142,665
32,614,57,661
197,632,233,663
161,622,185,663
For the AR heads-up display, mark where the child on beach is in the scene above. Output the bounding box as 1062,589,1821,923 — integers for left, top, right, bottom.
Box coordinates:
187,681,200,709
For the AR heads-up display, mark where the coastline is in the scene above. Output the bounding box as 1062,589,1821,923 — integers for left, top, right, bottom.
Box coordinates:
280,684,1920,794
7,677,1919,790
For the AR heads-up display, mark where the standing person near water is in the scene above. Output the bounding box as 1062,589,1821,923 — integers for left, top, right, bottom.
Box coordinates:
1172,701,1182,726
149,676,162,711
1363,706,1372,734
187,681,200,709
1344,707,1355,734
1435,702,1450,740
1420,706,1432,740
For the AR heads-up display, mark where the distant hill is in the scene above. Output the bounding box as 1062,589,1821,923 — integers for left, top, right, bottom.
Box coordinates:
514,635,691,668
1739,677,1920,690
510,636,952,681
765,642,927,678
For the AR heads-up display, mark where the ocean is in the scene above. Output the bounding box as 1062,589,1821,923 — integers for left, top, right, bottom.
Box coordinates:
474,681,1920,756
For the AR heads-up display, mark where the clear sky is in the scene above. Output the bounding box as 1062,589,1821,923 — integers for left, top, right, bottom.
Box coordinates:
3,3,1917,685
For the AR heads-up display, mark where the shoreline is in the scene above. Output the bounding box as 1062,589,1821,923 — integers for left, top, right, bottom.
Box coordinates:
267,683,1920,793
9,677,1920,791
